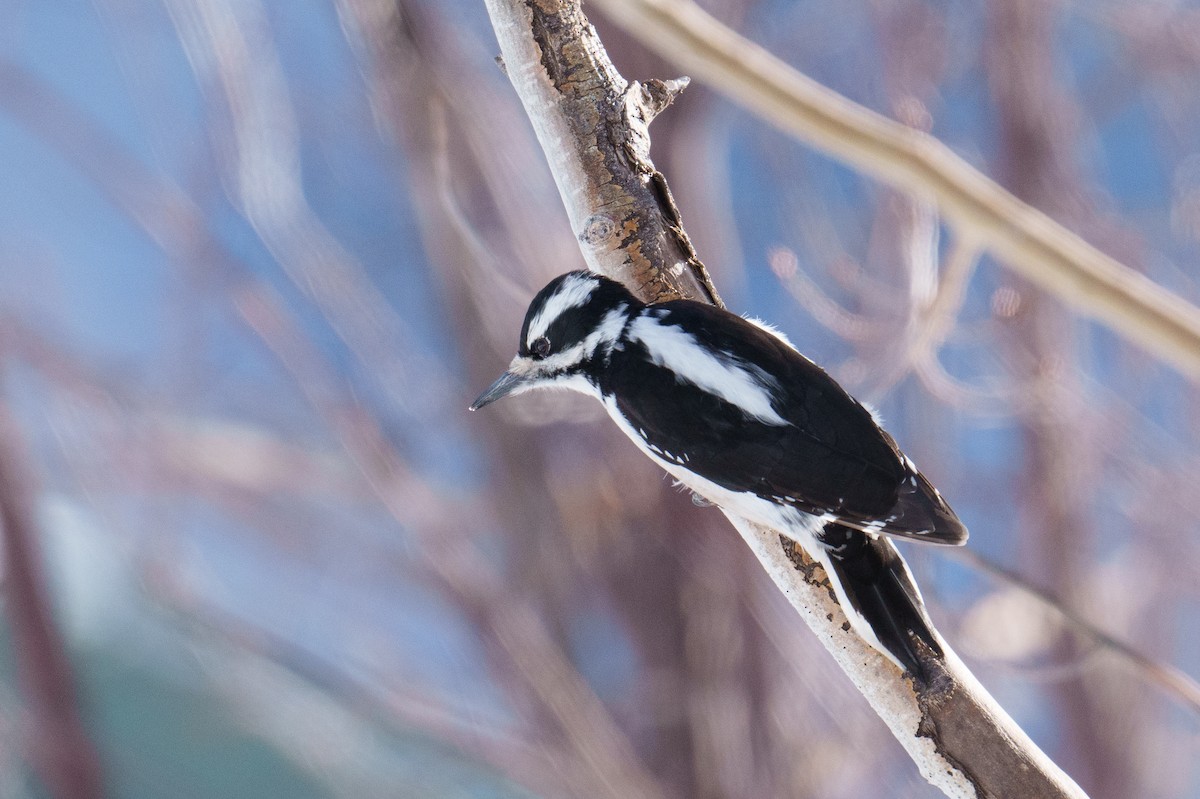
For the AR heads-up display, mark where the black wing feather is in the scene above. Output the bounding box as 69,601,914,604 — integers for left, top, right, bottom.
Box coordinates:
601,301,966,545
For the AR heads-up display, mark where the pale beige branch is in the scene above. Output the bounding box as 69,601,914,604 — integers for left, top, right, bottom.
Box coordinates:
482,0,721,305
589,0,1200,383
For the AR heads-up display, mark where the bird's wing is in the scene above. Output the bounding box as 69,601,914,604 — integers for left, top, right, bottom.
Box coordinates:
607,302,966,545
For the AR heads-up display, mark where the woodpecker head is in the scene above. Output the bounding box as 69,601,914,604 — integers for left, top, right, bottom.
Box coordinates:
471,271,640,411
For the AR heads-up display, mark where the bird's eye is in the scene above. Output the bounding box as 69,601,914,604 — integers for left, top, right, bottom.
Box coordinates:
531,336,552,358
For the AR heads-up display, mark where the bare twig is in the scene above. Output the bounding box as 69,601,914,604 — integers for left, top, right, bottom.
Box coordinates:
165,0,454,421
871,235,983,396
768,247,879,343
1,22,665,794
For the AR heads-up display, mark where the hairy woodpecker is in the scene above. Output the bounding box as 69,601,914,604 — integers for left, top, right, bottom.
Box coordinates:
471,270,967,675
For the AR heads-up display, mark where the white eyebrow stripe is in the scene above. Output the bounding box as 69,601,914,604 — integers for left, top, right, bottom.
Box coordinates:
526,274,599,346
627,315,789,426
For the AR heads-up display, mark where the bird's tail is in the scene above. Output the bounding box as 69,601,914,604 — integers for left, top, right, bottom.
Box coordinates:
818,523,941,679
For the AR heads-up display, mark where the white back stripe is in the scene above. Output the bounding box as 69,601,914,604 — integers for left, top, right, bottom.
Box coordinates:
628,315,788,425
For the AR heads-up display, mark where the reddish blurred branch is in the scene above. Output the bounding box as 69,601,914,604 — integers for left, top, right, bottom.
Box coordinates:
0,408,105,798
481,0,1085,797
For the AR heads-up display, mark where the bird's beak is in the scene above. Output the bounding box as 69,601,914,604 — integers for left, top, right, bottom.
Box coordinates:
469,368,530,411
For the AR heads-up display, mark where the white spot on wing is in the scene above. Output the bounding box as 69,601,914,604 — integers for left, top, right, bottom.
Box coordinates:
628,315,789,426
857,400,884,426
743,316,797,350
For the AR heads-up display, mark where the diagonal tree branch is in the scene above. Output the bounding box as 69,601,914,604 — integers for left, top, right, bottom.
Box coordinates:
481,1,1086,797
587,0,1200,385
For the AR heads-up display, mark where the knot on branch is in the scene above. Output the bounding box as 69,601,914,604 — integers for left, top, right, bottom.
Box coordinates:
637,76,690,120
621,77,690,163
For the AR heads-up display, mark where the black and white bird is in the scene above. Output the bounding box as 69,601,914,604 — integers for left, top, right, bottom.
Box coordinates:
471,270,967,676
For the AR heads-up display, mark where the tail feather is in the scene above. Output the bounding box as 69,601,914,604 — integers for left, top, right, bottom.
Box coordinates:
818,523,941,678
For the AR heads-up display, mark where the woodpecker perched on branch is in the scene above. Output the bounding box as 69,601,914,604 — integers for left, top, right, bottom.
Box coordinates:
472,270,967,676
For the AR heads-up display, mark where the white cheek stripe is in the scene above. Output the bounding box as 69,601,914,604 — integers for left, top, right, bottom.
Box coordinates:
503,354,598,400
509,341,588,378
526,274,599,346
627,316,788,426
